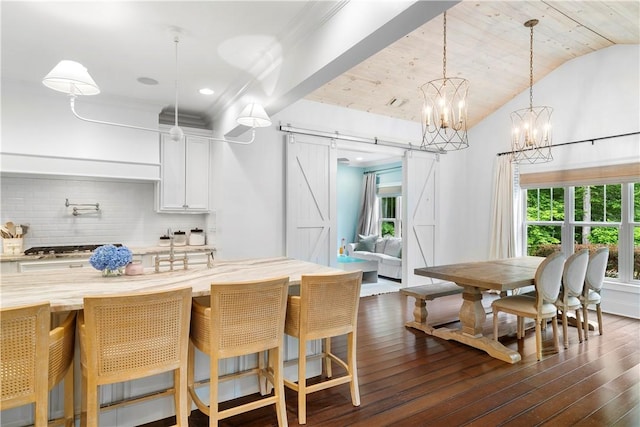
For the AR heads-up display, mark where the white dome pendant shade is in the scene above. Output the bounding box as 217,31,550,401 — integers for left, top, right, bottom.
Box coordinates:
42,60,101,96
237,103,271,128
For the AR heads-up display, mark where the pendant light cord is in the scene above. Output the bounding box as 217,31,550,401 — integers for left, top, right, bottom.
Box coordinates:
174,36,179,128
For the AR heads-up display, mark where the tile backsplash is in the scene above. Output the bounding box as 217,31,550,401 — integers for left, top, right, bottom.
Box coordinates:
0,176,210,251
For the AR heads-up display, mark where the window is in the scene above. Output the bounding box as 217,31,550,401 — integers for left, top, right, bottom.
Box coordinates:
524,182,639,282
380,196,402,237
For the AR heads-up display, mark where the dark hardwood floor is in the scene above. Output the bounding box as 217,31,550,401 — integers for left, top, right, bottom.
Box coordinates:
144,291,639,426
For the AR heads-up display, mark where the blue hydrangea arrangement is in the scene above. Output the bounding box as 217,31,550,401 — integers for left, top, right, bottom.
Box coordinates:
89,244,133,272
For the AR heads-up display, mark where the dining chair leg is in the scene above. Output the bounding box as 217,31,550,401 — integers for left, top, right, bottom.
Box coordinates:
551,315,559,353
582,304,590,341
535,320,542,361
561,310,569,349
575,309,583,343
516,316,523,339
492,311,499,342
596,304,603,335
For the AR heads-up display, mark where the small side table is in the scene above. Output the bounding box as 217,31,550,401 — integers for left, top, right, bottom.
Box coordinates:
336,256,378,283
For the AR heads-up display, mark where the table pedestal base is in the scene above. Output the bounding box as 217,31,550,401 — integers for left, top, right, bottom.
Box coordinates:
430,327,521,364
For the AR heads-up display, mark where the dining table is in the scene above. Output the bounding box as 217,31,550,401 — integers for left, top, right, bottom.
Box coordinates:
414,256,545,364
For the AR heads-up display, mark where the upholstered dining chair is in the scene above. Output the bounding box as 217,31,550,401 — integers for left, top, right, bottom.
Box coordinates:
555,249,589,349
1,303,76,427
284,271,362,424
492,252,565,361
188,276,290,427
79,288,192,426
581,247,609,339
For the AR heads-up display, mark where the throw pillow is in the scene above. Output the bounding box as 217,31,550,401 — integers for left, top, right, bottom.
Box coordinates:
383,237,402,258
355,234,378,252
374,238,387,253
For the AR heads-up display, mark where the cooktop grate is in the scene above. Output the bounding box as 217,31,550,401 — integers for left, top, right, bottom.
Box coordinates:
24,244,122,255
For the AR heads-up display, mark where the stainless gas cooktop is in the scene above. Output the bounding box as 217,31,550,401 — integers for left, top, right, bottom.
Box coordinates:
24,244,122,255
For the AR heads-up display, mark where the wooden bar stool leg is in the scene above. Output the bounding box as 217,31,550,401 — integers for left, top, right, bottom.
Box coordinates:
324,337,333,378
63,363,75,427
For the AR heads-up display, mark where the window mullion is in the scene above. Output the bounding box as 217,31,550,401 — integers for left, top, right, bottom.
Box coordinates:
618,183,632,282
562,186,575,256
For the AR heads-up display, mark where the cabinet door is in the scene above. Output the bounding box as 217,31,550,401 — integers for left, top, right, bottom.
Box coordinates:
184,136,210,211
158,133,210,212
159,134,187,210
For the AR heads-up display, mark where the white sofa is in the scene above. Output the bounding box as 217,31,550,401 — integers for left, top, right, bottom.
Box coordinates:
346,235,402,280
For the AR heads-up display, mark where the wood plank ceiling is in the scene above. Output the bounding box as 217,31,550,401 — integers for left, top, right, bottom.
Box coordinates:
305,0,640,128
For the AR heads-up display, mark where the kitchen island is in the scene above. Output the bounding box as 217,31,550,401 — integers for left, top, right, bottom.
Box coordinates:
0,256,338,426
0,256,336,311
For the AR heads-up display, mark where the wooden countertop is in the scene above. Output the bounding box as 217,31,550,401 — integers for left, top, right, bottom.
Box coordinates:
0,257,337,312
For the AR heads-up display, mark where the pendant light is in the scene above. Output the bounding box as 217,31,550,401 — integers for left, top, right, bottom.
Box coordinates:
42,30,271,145
510,19,553,163
419,11,469,151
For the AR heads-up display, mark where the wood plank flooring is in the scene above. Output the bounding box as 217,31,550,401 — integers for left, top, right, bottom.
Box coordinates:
144,291,639,426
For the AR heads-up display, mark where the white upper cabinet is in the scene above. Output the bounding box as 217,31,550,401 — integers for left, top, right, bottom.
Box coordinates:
157,131,210,212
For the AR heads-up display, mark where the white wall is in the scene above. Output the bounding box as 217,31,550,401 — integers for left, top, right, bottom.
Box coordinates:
448,44,640,263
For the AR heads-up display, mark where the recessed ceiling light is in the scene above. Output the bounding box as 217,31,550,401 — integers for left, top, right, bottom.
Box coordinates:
137,77,158,85
199,88,215,95
356,157,364,161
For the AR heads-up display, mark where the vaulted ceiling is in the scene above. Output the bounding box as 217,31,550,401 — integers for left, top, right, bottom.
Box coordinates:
2,0,638,139
306,0,640,128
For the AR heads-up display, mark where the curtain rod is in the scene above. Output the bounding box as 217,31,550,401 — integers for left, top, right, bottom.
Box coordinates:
496,131,639,157
279,124,445,154
364,166,402,175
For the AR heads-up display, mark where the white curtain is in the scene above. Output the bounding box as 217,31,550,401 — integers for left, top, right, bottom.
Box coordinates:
357,173,379,237
489,155,517,259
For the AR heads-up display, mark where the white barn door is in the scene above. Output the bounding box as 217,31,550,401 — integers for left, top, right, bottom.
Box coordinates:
402,151,439,285
286,133,337,266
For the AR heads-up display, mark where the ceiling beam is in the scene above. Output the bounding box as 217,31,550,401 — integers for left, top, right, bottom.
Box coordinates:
219,0,457,138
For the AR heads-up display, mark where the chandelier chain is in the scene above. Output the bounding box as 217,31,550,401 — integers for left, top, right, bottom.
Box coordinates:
529,23,534,109
442,11,447,79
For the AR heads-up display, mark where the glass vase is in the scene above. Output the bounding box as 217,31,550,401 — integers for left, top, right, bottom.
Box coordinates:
102,267,124,277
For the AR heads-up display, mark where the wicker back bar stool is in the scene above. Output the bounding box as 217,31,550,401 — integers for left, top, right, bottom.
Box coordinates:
1,303,50,425
284,271,362,425
188,276,290,427
79,287,192,426
1,303,76,426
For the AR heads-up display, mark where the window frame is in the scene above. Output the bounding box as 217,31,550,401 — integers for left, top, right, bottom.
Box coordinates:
379,195,402,237
522,181,638,284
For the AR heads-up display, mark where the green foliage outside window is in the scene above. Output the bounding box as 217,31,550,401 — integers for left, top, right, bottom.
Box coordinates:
381,222,395,237
526,183,640,280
